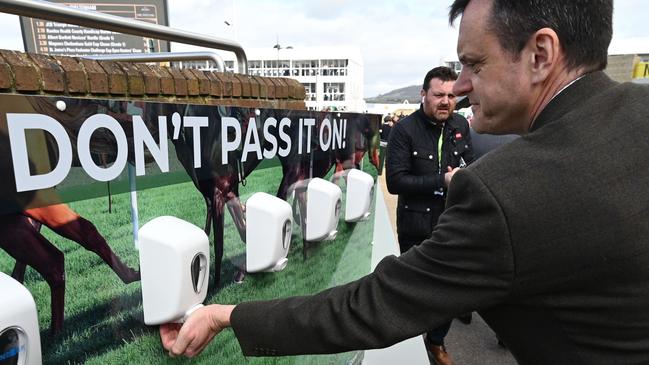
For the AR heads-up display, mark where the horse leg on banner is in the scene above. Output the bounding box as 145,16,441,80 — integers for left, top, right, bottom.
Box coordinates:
295,187,310,260
24,204,140,284
211,188,226,288
226,185,247,284
10,218,41,283
11,261,27,283
203,202,213,235
226,187,246,242
0,214,66,334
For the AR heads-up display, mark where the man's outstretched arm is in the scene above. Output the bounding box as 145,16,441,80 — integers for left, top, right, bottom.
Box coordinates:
160,168,515,358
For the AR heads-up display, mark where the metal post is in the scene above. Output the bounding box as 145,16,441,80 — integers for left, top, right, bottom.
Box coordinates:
128,163,139,249
85,51,226,72
273,35,292,77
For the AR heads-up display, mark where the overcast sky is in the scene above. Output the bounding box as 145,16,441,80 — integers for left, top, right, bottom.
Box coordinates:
0,0,646,97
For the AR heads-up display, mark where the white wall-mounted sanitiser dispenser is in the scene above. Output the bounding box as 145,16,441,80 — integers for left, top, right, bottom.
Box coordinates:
344,169,375,222
0,272,42,365
305,178,342,242
138,216,209,325
246,192,293,273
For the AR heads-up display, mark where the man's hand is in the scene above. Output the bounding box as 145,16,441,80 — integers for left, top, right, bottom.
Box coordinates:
160,304,236,358
444,167,461,187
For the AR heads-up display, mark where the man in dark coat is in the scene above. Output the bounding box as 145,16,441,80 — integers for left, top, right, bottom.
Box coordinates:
386,67,473,255
385,66,473,364
160,1,649,364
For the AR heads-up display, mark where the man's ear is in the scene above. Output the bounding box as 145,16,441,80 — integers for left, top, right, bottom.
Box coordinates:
526,27,561,84
420,89,426,103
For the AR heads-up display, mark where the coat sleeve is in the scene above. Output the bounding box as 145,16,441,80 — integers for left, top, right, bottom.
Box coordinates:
230,168,515,356
385,122,444,195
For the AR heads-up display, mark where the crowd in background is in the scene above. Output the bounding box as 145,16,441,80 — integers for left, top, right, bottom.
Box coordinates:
379,112,407,142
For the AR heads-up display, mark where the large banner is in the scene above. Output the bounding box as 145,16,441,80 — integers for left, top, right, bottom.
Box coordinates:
0,95,381,364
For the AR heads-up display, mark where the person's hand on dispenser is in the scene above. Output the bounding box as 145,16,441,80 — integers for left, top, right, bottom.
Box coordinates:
160,304,235,358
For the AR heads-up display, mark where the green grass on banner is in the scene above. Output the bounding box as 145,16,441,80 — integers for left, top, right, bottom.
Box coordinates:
0,155,378,365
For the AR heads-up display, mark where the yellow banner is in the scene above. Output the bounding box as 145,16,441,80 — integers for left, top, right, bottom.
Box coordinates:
633,61,649,79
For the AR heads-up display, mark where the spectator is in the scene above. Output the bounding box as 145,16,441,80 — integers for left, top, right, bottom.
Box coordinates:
385,66,473,365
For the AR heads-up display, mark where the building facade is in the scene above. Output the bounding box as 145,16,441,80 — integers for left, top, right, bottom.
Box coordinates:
604,37,649,85
176,46,365,112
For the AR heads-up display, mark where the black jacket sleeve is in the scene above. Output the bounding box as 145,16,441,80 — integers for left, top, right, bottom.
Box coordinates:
385,122,444,195
230,168,514,356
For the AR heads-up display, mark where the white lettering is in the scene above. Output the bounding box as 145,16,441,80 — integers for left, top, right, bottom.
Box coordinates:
303,118,316,153
133,115,168,176
332,119,343,150
262,117,278,159
183,116,208,168
278,118,292,157
319,118,332,151
221,117,241,164
7,113,72,192
241,118,262,163
298,118,303,154
78,114,127,181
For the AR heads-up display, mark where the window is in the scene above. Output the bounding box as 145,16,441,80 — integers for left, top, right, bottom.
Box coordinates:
293,59,320,77
446,61,462,73
224,61,235,72
323,82,345,101
301,83,316,101
319,59,348,78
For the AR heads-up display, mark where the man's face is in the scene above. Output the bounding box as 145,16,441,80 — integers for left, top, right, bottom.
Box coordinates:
453,0,532,134
421,78,457,122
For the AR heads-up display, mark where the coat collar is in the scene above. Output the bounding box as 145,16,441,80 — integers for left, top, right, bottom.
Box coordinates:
417,104,450,129
530,71,616,132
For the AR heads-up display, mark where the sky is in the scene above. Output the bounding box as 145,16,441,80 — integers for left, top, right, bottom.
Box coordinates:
0,0,646,97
